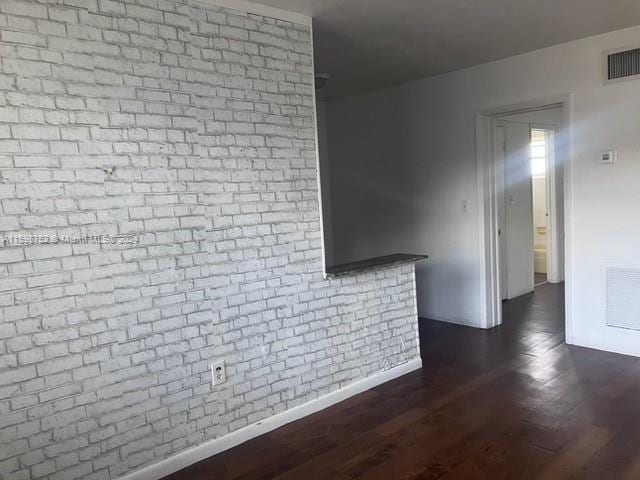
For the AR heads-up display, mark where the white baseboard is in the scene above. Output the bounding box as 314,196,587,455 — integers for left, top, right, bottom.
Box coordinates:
118,358,423,480
420,313,481,329
571,335,640,359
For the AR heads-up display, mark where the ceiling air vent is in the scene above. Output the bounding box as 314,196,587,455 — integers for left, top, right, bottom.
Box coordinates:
606,47,640,83
606,267,640,331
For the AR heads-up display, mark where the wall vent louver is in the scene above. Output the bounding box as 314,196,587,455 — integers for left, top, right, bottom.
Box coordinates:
606,267,640,331
606,47,640,82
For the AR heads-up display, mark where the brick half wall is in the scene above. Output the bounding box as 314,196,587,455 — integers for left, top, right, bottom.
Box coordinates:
0,1,421,479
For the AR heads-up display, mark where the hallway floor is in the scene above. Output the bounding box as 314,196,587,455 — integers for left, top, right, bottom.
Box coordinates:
164,284,640,479
535,272,547,286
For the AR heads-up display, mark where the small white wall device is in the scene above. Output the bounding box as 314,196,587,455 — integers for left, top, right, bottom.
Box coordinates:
600,150,617,164
212,360,226,386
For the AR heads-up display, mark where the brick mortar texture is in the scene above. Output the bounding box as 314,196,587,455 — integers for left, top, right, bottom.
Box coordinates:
0,1,421,479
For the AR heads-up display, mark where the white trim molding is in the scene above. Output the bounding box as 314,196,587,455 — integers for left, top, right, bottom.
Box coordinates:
117,358,422,480
197,0,312,26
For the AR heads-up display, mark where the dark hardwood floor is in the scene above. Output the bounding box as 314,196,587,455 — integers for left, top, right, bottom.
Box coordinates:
164,283,640,479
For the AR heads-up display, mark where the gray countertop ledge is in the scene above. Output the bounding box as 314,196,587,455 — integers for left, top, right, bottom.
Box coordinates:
325,253,428,278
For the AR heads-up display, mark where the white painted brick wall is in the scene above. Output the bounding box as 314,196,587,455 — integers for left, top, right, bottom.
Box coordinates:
0,1,421,479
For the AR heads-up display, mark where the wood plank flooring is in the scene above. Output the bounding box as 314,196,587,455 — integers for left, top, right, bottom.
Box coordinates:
163,284,640,479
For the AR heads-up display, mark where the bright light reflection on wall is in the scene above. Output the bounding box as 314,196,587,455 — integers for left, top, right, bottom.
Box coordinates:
531,129,546,176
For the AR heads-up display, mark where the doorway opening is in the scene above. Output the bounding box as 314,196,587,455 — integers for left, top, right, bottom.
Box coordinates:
495,108,564,302
531,128,550,287
476,98,570,336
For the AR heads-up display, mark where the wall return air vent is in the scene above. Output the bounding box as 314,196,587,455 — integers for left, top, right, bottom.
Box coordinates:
605,47,640,83
606,267,640,331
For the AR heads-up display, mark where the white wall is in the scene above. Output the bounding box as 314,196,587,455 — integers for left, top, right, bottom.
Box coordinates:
327,24,640,356
315,101,335,265
326,94,419,265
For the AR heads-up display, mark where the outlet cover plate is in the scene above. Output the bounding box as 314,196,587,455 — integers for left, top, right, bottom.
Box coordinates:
212,360,226,386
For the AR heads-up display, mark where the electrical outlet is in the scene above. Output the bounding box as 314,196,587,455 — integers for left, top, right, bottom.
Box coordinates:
211,360,226,386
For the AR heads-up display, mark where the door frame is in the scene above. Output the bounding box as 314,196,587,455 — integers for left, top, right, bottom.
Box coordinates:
474,94,573,342
494,124,508,301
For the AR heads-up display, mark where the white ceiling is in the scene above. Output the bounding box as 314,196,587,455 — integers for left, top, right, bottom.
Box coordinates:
248,0,640,99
